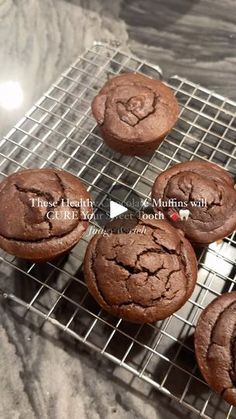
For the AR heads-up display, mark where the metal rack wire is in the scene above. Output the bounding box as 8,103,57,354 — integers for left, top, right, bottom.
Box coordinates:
0,42,236,419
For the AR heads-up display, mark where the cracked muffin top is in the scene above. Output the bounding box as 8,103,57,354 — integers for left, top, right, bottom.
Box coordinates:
0,168,92,261
92,73,179,156
195,292,236,406
152,160,236,245
84,217,197,323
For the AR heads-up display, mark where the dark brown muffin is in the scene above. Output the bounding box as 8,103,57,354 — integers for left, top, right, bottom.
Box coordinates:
92,73,179,156
0,168,92,261
195,292,236,406
152,160,236,245
84,217,197,323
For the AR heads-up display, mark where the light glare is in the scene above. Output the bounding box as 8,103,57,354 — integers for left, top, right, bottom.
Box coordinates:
0,81,23,111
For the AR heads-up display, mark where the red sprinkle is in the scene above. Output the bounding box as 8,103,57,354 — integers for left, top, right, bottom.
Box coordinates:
170,212,180,222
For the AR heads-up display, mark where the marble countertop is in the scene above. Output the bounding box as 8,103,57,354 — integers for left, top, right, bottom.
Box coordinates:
0,0,235,418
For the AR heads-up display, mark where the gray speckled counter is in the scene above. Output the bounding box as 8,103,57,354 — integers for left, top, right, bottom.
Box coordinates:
0,1,235,418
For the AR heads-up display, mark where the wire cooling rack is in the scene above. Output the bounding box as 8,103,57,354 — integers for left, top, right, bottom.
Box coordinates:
0,42,236,419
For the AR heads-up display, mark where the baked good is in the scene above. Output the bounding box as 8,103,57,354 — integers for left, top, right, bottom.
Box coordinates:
152,160,236,245
92,73,179,156
84,217,197,323
0,168,92,261
195,292,236,406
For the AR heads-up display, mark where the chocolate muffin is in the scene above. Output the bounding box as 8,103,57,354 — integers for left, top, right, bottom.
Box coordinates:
84,217,197,323
152,160,236,245
0,168,92,261
195,292,236,406
92,73,179,156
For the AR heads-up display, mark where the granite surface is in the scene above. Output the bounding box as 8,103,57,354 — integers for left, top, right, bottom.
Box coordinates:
0,0,236,418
